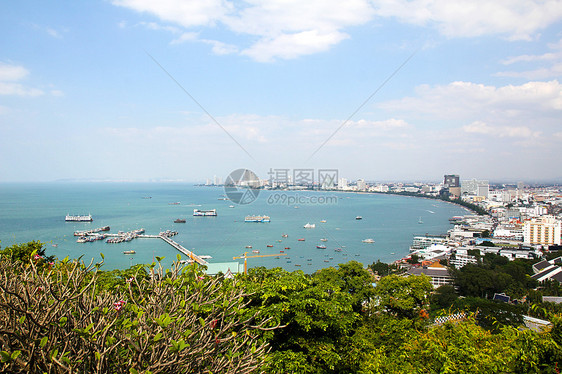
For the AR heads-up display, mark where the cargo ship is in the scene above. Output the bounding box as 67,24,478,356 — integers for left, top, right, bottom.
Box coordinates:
193,209,217,216
245,215,270,223
65,214,93,222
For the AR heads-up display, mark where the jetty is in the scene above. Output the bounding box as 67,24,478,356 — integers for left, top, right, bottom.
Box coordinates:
76,228,209,266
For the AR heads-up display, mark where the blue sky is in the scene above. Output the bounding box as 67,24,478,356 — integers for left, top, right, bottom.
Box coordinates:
1,0,562,183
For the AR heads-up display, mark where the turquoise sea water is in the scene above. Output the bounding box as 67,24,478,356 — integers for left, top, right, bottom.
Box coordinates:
0,183,468,272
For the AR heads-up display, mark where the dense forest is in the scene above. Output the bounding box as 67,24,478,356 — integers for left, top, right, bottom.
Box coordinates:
0,241,560,373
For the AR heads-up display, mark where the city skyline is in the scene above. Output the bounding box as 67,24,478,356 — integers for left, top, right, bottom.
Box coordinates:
1,1,562,182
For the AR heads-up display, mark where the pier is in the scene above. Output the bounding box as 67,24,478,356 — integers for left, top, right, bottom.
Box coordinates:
77,229,209,266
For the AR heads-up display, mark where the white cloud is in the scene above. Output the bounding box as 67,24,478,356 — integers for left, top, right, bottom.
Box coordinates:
373,0,562,40
114,0,562,62
463,121,541,138
381,80,562,118
496,38,562,79
0,82,43,97
0,63,29,81
241,30,349,62
0,63,62,97
112,0,230,27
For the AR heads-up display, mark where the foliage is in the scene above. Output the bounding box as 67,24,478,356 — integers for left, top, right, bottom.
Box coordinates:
241,266,360,373
0,241,55,266
368,259,398,277
370,274,433,319
0,255,271,373
429,285,458,311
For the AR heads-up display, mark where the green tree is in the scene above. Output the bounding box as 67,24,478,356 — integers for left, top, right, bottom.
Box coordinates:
430,284,458,311
370,274,433,319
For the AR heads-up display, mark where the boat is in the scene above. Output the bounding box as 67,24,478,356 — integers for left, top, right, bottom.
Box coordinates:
267,244,273,247
303,223,315,229
245,215,270,223
193,209,217,216
355,216,363,220
298,238,305,241
324,260,329,262
252,250,260,254
418,217,423,224
316,245,327,249
295,264,301,267
320,238,328,242
362,238,375,243
282,234,288,238
65,214,93,222
229,205,235,208
52,244,58,247
307,258,312,261
284,247,290,250
174,218,186,223
320,220,327,223
245,245,252,249
123,250,136,254
334,248,342,252
280,250,285,253
169,202,180,205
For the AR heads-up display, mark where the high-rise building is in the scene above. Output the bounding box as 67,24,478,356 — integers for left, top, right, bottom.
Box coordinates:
523,216,562,246
338,178,348,189
356,179,367,191
461,179,489,198
444,175,460,187
444,174,460,198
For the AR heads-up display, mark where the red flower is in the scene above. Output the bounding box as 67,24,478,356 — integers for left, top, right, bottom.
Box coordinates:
33,254,43,261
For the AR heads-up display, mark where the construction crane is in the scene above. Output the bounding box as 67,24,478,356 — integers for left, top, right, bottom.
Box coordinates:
233,251,287,274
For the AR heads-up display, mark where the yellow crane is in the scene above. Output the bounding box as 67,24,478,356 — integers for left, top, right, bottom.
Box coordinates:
233,251,287,274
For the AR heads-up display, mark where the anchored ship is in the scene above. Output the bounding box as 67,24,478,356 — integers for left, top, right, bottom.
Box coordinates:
245,215,271,223
65,214,93,222
193,209,217,216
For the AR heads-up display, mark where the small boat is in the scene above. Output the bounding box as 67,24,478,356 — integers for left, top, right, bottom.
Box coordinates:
252,250,260,254
282,234,288,238
280,250,285,253
356,216,363,220
298,238,305,241
123,250,136,254
287,260,292,263
304,223,316,229
307,258,312,261
390,252,395,255
334,248,342,252
362,238,375,243
324,260,329,262
229,205,235,208
174,218,186,223
245,245,252,249
284,247,290,250
169,202,180,205
418,217,423,224
277,240,282,242
295,264,301,267
52,244,58,247
320,220,327,223
320,238,328,242
266,244,273,247
316,245,327,249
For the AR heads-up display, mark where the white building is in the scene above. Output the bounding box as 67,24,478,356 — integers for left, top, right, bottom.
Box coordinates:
523,216,562,246
338,178,348,189
356,179,367,191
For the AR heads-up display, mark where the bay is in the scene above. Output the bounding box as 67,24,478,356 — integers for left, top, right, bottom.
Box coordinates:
0,183,468,272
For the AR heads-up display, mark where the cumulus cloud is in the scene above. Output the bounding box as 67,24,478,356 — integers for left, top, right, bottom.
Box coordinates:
113,0,562,61
373,0,562,41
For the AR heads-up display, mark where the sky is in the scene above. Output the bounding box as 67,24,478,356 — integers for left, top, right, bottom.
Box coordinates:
1,0,562,183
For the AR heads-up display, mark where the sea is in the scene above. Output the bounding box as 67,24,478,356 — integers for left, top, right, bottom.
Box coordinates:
0,183,469,273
